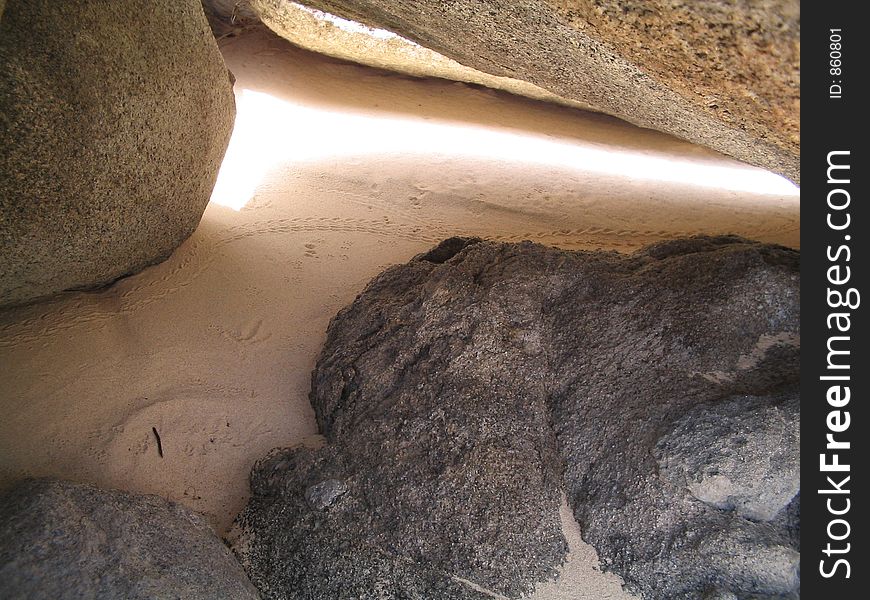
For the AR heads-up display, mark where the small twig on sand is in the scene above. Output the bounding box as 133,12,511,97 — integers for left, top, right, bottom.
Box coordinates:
152,427,164,458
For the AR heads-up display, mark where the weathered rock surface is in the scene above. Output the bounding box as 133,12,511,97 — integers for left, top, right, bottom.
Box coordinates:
243,0,798,182
656,392,800,522
231,239,569,597
0,0,235,307
0,478,259,600
541,234,802,599
234,236,800,599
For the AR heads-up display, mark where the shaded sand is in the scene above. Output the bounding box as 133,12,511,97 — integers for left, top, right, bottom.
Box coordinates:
0,28,797,597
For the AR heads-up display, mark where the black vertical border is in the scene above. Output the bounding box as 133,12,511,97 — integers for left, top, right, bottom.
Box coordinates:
802,3,867,596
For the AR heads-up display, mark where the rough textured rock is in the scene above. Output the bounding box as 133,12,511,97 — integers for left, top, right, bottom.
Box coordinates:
0,478,259,600
536,235,801,599
0,0,235,307
245,0,799,182
233,236,800,599
231,236,570,598
656,392,800,522
552,1,799,169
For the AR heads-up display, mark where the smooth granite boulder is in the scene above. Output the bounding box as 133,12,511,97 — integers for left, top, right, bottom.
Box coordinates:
0,478,259,600
233,236,800,599
0,0,235,307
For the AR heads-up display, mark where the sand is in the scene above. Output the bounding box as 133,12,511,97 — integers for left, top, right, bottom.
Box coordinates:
0,28,797,598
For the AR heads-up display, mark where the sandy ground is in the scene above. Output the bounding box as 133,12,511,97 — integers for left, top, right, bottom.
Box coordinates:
0,28,798,598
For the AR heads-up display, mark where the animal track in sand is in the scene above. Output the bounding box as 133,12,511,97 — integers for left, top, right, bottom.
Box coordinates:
0,213,797,347
0,216,446,345
214,319,271,345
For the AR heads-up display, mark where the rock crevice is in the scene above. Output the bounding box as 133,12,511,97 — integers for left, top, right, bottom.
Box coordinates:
240,0,799,182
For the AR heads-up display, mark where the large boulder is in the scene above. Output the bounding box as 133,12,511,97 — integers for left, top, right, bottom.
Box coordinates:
231,240,569,598
243,0,798,182
0,0,235,307
233,236,800,599
0,478,259,599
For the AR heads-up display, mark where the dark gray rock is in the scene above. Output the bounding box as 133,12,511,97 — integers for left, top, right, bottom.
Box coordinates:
231,236,569,597
246,0,799,182
541,236,801,599
0,478,259,600
0,0,235,307
234,236,799,599
233,448,501,599
656,392,800,522
304,478,348,510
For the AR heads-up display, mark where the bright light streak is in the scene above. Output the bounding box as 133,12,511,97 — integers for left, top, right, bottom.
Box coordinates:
295,4,407,42
209,89,799,211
